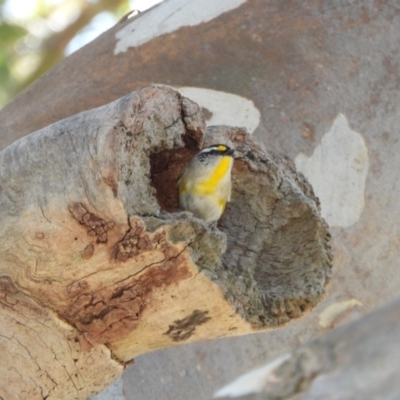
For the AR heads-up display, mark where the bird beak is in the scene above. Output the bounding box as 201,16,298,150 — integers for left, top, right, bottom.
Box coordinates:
226,148,235,156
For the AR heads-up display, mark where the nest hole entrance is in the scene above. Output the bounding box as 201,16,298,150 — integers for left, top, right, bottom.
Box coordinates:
150,146,198,213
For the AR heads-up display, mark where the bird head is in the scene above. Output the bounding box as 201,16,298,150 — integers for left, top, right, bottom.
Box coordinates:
196,144,235,164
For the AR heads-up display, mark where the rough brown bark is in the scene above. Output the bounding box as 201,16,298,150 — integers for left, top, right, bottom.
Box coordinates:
0,85,330,398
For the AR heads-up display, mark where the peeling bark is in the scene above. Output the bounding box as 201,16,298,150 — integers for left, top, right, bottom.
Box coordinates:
0,86,331,398
0,288,122,400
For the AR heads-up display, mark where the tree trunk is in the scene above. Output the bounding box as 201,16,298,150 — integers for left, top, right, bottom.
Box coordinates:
216,295,400,399
1,0,398,398
0,85,330,399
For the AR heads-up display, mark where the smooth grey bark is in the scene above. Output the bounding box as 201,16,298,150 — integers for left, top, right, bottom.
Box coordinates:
217,294,400,400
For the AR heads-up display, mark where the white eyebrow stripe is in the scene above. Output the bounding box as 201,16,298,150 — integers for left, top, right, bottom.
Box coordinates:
199,145,229,154
199,147,219,154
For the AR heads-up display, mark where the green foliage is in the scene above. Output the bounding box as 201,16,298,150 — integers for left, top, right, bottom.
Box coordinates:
0,22,27,105
0,0,133,109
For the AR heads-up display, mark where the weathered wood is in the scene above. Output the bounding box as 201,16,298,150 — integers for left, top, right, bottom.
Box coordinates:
0,85,330,398
0,287,123,400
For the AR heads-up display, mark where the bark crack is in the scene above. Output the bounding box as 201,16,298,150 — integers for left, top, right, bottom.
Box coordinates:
38,202,51,223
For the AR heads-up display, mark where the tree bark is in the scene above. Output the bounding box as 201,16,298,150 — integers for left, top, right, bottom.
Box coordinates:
216,294,400,400
0,85,330,399
2,1,398,398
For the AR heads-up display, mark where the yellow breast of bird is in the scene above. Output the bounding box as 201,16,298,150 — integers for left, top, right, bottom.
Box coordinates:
193,156,232,196
179,156,233,221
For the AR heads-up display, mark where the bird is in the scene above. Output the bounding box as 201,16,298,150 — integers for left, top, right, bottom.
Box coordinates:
178,144,235,222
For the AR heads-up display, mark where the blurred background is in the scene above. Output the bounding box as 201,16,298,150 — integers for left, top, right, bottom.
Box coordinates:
0,0,163,108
